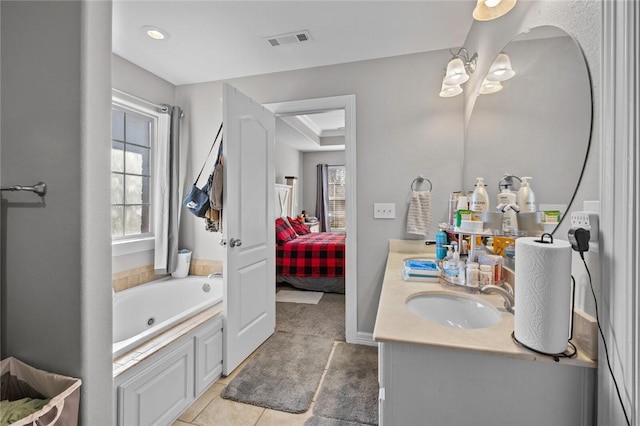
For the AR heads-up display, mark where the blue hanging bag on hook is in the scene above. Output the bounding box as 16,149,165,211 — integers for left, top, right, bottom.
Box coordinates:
183,123,223,217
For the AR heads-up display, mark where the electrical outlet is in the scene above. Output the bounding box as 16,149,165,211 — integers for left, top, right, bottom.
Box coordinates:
374,203,395,219
570,211,599,242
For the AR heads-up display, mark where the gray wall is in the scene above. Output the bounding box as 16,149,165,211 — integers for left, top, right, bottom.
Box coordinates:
302,150,345,216
111,54,176,273
175,50,464,334
1,1,112,424
274,142,302,217
112,54,176,108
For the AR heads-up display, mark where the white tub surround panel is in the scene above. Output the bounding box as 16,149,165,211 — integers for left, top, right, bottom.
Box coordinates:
113,311,223,426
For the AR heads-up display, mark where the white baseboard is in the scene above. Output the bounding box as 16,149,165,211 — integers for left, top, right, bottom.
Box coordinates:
353,331,377,347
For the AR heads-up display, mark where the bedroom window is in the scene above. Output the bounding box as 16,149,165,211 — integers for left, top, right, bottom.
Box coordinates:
111,107,153,239
328,165,346,231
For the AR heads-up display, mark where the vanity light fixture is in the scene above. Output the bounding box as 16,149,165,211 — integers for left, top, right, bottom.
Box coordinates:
443,48,478,85
479,79,503,95
142,25,171,41
439,48,477,97
472,0,517,21
486,53,516,81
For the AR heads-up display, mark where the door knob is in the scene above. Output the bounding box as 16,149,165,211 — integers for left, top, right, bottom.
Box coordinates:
229,238,242,248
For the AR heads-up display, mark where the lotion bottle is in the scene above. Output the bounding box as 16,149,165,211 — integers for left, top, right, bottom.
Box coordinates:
517,177,536,212
470,177,489,213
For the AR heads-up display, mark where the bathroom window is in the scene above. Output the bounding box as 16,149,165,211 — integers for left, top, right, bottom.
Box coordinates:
328,165,346,231
111,107,153,239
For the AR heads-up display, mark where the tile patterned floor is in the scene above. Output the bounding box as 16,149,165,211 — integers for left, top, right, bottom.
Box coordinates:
172,341,340,426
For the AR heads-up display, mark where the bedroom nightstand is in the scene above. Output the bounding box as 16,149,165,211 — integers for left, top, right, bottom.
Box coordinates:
305,222,320,233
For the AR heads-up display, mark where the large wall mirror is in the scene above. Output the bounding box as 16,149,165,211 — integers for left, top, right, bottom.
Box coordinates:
464,25,592,233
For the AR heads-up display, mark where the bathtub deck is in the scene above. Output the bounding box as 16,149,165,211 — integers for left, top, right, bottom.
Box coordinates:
113,304,223,377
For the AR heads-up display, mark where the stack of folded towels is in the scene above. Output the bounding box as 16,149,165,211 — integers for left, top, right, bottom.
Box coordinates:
402,259,441,282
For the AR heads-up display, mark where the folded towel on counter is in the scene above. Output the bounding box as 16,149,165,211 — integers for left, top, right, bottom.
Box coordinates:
402,259,440,281
406,191,432,237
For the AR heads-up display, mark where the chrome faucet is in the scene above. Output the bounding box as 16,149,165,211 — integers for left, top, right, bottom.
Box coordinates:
480,285,515,313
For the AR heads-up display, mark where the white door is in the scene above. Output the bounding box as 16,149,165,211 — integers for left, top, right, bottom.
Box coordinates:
222,84,276,375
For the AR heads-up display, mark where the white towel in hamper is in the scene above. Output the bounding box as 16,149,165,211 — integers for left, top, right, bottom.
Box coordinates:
406,191,432,237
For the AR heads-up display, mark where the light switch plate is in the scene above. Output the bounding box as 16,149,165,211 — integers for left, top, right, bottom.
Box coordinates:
374,203,395,219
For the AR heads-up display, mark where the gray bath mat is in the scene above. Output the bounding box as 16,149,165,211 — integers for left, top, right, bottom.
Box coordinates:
221,331,333,413
313,342,378,425
305,416,371,426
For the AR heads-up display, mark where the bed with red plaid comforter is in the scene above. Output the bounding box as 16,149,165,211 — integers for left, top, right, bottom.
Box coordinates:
276,232,345,277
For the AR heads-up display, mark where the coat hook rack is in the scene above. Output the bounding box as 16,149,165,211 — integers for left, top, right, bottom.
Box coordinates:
1,182,47,197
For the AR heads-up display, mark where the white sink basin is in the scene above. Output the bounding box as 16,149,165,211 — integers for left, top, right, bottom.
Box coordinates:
406,293,501,329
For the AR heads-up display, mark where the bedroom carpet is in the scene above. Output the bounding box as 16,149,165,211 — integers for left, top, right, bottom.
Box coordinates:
311,342,379,425
275,289,324,304
220,331,334,413
276,292,345,341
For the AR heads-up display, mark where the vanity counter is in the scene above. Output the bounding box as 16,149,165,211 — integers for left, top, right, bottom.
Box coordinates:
373,239,596,369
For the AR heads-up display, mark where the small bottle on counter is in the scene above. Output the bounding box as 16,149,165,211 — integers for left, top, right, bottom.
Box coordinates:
479,264,494,286
436,224,448,261
466,262,479,288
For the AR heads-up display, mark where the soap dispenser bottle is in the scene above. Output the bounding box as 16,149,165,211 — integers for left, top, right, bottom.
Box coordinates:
442,244,459,278
470,177,489,213
517,177,536,212
436,224,448,261
496,184,518,232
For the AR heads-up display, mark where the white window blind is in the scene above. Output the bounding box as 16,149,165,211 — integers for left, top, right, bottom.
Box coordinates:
328,165,346,231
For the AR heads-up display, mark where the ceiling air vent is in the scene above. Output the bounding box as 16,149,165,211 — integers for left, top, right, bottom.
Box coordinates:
266,30,312,47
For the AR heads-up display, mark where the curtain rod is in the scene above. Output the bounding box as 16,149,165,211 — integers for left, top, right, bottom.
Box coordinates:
112,88,170,113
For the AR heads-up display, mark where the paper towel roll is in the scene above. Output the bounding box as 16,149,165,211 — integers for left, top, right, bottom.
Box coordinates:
514,237,572,354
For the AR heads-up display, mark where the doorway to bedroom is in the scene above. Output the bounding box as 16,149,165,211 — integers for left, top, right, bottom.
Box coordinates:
266,95,357,344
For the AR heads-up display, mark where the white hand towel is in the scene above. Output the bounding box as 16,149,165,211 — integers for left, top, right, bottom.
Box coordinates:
406,191,432,237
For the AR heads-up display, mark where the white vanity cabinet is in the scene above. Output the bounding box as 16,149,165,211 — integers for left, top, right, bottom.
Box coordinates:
378,341,595,426
374,242,597,426
114,315,223,426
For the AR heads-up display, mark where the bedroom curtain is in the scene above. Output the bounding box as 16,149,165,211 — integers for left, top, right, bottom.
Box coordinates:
154,105,182,274
316,163,330,232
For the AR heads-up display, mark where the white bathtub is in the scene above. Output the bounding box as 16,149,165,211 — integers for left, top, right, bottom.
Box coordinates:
113,275,223,359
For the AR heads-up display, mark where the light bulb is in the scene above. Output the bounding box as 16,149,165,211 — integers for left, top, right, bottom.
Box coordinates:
486,53,515,82
473,0,517,21
142,26,171,41
443,58,469,85
439,79,463,98
479,79,503,95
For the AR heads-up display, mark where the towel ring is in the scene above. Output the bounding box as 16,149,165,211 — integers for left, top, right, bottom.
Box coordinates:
411,176,432,192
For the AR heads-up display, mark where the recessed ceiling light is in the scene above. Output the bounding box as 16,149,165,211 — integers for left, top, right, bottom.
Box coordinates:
142,25,170,41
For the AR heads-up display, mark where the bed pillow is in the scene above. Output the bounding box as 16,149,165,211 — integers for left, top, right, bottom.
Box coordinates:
275,217,297,244
287,216,311,235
